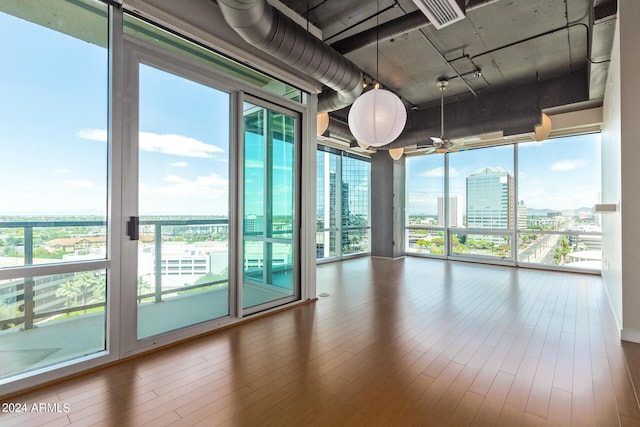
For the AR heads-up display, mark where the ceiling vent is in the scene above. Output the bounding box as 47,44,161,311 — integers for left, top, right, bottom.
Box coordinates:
412,0,466,29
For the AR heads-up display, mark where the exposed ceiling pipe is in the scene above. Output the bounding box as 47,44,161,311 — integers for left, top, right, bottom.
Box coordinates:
217,0,363,112
322,117,354,143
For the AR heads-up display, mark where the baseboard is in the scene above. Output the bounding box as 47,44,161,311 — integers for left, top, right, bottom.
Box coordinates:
370,255,406,260
622,328,640,344
603,283,623,340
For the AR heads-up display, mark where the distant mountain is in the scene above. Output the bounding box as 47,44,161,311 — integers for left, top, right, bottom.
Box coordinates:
526,206,594,216
526,208,559,216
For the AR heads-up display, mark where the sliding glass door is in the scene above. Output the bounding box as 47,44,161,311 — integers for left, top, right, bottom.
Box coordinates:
134,62,231,339
242,100,299,312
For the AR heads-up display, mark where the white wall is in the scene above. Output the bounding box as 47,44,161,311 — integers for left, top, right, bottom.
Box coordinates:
601,14,622,334
601,0,640,343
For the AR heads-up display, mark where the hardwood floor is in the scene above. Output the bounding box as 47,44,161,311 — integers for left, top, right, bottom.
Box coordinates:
2,257,640,426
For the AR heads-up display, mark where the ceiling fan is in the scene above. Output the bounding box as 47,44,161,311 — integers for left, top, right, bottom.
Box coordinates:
423,79,463,154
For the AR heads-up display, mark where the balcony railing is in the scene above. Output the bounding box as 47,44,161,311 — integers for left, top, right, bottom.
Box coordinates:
0,218,229,330
405,224,602,271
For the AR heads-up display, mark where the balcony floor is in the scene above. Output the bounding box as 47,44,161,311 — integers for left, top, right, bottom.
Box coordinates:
0,283,291,380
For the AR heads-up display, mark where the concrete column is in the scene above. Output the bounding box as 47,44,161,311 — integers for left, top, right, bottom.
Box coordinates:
370,151,405,258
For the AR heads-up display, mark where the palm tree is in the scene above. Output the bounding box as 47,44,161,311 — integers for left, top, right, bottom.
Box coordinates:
56,272,102,314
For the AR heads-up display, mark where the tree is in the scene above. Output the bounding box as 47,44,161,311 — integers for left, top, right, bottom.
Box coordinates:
553,236,571,265
138,277,151,297
55,272,103,314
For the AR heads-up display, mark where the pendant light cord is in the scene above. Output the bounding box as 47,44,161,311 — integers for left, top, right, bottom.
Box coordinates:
440,87,444,138
376,0,379,85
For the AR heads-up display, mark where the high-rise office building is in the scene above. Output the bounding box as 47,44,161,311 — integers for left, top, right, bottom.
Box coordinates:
466,167,514,235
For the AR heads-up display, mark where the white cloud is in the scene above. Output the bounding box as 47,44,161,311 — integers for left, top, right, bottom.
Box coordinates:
549,159,587,172
418,166,460,178
77,129,107,142
170,162,189,167
139,132,223,158
77,129,224,158
54,168,72,174
245,160,264,169
139,173,229,215
65,180,95,188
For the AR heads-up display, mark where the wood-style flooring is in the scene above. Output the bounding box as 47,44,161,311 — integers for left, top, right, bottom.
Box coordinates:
1,257,640,426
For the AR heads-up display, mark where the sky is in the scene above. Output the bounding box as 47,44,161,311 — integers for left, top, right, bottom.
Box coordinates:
407,133,602,216
0,10,232,217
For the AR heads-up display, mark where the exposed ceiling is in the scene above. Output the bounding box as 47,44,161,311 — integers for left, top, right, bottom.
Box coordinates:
273,0,616,148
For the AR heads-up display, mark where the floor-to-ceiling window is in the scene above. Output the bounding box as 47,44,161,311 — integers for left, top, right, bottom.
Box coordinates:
405,133,602,272
517,134,602,270
448,145,515,261
0,0,109,380
316,146,370,261
406,153,445,255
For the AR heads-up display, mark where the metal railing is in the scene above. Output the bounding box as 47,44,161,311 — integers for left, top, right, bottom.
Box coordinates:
0,218,229,330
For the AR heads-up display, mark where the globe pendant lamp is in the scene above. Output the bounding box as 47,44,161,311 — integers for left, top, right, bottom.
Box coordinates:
316,112,330,136
533,113,552,141
347,0,406,148
348,88,407,147
389,147,404,160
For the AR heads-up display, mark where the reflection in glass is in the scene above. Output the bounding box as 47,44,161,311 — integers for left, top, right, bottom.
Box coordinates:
341,156,370,255
242,102,297,309
316,150,339,259
316,148,370,260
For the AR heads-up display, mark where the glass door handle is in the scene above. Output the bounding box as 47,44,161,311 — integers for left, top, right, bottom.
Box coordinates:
127,216,139,241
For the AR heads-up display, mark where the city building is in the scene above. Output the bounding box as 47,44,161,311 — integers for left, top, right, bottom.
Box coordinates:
517,200,528,230
466,166,514,242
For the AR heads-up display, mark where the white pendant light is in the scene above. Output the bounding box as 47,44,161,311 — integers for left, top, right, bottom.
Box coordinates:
389,147,404,160
316,112,330,136
533,113,552,141
348,88,407,147
347,0,406,148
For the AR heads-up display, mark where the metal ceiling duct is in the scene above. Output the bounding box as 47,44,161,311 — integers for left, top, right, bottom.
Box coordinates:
218,0,363,112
